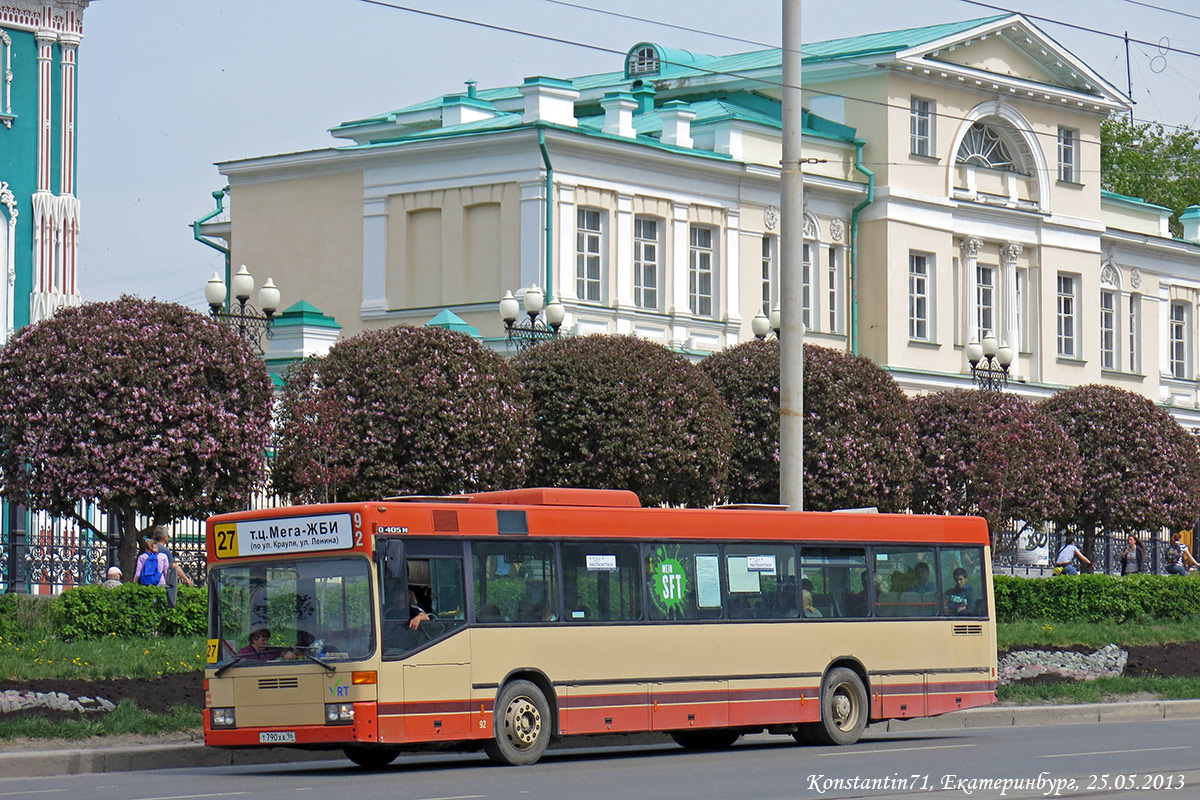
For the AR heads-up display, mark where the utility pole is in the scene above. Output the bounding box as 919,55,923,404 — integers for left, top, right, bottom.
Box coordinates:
779,0,804,509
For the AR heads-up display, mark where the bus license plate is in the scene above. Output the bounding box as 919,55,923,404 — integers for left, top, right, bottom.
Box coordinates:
259,731,296,744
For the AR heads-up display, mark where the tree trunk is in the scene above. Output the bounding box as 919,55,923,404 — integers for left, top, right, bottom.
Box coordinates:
115,511,156,581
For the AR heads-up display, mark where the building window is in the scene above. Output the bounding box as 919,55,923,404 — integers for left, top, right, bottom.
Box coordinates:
976,265,994,339
1128,294,1140,373
688,225,715,317
627,45,659,77
1170,301,1189,379
802,242,813,329
1056,274,1077,358
1100,290,1116,370
1057,127,1078,182
1015,268,1028,346
633,216,659,310
761,235,776,316
957,122,1019,172
827,246,842,333
909,253,930,341
576,207,602,302
910,97,934,156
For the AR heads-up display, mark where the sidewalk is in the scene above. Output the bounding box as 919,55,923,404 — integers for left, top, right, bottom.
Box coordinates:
4,700,1200,779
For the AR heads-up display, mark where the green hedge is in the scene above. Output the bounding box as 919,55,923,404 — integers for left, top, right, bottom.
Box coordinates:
994,574,1200,623
52,585,207,641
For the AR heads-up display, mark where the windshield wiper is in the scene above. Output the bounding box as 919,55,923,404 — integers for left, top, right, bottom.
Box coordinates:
285,646,337,676
214,653,249,678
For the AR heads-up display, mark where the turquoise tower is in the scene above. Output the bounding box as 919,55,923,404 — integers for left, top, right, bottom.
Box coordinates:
0,0,91,344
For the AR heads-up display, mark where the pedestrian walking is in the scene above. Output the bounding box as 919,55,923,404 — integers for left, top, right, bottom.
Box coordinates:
1054,535,1091,575
1164,532,1199,576
1119,535,1148,575
151,526,194,606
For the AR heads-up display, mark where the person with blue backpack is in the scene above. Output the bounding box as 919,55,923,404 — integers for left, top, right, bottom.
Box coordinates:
134,538,170,586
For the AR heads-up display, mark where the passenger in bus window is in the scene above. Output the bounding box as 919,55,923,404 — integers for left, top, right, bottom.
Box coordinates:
911,562,936,593
944,568,975,615
846,570,870,616
802,590,822,618
384,590,429,629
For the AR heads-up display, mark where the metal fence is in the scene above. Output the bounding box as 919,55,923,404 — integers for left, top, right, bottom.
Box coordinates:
0,492,282,595
991,521,1175,578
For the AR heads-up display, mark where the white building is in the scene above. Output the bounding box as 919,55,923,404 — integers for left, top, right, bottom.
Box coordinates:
198,14,1200,425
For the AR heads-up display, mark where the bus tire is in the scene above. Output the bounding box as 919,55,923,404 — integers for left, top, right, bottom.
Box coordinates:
670,729,741,750
790,723,819,745
484,679,551,766
813,667,868,746
343,744,402,768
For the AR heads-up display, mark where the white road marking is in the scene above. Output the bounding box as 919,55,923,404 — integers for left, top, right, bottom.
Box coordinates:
414,796,486,800
818,743,977,756
0,791,68,797
1041,745,1191,758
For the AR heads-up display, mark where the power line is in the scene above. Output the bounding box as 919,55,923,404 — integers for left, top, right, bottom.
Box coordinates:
540,0,779,50
350,0,1193,159
1116,0,1200,22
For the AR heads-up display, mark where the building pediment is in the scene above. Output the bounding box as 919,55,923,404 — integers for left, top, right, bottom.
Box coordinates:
894,15,1130,114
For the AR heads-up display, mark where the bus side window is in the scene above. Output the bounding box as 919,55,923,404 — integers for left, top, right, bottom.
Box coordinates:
874,546,939,617
645,543,722,621
940,546,985,617
725,545,797,620
561,543,642,621
473,541,559,623
799,547,868,619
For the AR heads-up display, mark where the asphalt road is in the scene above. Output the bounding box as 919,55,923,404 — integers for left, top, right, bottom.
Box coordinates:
3,719,1200,800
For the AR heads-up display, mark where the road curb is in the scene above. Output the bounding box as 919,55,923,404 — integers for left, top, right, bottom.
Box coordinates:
4,703,1200,779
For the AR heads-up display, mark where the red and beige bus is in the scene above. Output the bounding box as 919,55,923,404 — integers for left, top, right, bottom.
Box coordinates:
203,488,996,767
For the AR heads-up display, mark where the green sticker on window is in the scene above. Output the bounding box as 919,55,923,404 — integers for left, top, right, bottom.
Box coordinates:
651,547,687,614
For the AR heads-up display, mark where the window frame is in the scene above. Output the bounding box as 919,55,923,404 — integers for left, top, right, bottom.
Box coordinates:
761,235,776,316
976,264,995,339
688,224,716,318
1100,289,1117,370
633,215,660,311
1057,126,1079,182
1170,300,1190,380
576,207,604,303
909,252,931,341
1056,274,1077,358
1128,293,1140,373
910,97,934,157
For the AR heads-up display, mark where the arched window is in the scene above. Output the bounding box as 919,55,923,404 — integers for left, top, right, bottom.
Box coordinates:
956,122,1022,173
627,46,659,77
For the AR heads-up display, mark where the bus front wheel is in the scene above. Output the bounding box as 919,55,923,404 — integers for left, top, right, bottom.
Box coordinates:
343,744,402,768
484,679,551,766
814,667,867,746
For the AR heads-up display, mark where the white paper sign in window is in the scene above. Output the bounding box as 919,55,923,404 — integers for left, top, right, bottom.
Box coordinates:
746,555,776,572
586,554,617,571
696,554,721,608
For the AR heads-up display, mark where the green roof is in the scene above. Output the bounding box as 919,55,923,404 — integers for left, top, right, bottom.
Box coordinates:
1101,189,1173,214
334,15,1011,134
271,300,341,329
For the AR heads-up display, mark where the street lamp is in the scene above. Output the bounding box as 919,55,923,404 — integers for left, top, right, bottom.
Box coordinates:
205,265,281,354
965,332,1014,391
752,306,782,340
498,285,564,352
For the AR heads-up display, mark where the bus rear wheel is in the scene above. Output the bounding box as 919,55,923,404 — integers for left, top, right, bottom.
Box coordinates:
343,744,402,768
671,730,741,750
813,667,868,746
484,679,551,766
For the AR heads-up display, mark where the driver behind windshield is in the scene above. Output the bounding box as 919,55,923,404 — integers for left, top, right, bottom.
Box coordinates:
237,628,277,661
384,589,430,630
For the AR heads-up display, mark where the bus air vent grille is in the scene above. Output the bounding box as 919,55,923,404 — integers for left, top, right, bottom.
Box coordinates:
952,624,983,636
258,677,300,690
433,510,459,532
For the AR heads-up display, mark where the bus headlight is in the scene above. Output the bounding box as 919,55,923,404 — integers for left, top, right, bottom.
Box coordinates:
325,703,355,725
211,707,236,728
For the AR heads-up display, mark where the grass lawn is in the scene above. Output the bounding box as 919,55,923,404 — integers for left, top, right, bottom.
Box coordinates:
0,634,206,680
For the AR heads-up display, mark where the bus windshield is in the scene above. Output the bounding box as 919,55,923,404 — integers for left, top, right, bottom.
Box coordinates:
210,557,374,665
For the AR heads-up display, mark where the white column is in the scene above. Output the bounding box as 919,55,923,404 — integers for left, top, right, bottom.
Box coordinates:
360,196,388,314
615,193,633,308
1001,242,1022,354
520,180,546,295
724,209,741,326
671,202,689,316
555,183,576,300
961,237,982,343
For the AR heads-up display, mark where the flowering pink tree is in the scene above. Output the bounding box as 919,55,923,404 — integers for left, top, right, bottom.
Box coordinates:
270,359,360,504
0,297,273,576
911,390,1080,547
513,336,732,507
1041,385,1200,541
272,326,533,501
701,341,916,510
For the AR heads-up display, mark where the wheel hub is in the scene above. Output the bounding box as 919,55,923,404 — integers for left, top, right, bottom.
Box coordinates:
505,696,541,748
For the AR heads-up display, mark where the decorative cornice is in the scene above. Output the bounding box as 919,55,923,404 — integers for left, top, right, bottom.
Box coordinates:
0,1,88,36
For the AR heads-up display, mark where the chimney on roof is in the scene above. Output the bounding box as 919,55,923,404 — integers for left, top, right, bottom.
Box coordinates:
442,89,495,127
601,91,638,138
1182,205,1200,242
519,76,579,127
659,100,695,148
631,81,656,114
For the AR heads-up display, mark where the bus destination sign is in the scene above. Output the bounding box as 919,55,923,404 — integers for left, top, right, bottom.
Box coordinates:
213,513,355,558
